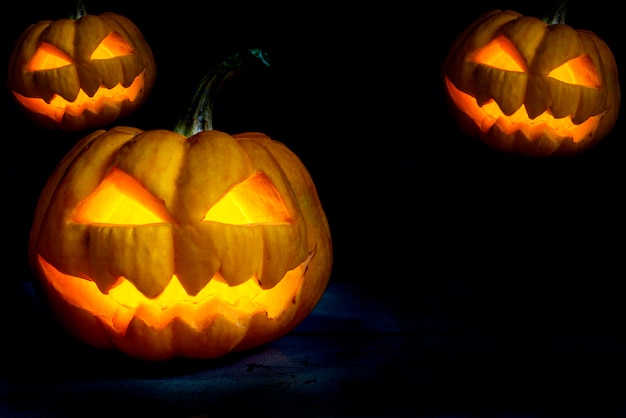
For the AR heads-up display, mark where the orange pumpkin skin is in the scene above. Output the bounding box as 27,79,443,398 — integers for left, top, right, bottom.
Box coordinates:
28,127,332,361
442,9,620,157
8,13,156,132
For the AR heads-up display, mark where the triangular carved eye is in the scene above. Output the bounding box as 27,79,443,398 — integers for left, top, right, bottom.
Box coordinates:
90,32,134,60
71,168,173,225
470,34,527,72
548,55,600,88
203,172,292,225
26,42,73,71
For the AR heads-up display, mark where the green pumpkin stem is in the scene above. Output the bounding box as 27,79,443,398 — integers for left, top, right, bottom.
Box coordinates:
70,0,87,20
174,48,270,137
543,0,568,25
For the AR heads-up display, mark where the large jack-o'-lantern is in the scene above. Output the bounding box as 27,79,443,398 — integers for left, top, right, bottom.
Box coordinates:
28,49,332,361
7,1,156,132
442,7,620,157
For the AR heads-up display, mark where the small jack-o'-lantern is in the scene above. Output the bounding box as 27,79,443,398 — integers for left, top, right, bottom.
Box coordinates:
442,8,620,156
28,49,332,361
7,1,156,132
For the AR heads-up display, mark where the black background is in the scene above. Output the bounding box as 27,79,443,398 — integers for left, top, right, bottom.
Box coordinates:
3,0,626,416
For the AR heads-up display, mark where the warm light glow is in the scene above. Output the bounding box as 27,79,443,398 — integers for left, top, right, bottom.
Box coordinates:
12,72,145,121
470,35,527,72
204,172,292,225
26,42,73,71
445,77,602,142
38,253,311,332
470,36,600,88
90,32,134,60
25,32,134,72
548,55,600,88
71,167,174,225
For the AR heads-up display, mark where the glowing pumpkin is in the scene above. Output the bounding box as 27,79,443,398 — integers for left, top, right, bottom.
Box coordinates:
7,1,156,132
442,8,620,156
28,50,332,361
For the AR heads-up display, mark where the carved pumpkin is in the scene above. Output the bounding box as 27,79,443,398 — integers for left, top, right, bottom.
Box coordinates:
7,1,156,132
28,50,332,361
442,8,620,157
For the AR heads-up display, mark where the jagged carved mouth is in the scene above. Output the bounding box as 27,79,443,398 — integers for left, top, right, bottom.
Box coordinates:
37,252,312,334
13,72,144,122
445,77,603,142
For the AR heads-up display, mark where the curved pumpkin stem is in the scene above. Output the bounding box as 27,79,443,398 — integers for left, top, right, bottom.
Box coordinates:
174,48,270,137
70,0,87,20
543,0,567,25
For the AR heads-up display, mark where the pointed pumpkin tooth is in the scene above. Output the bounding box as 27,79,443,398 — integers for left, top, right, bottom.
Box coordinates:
90,270,120,294
127,270,173,299
205,224,262,287
255,271,283,290
220,262,258,287
87,225,175,298
176,266,215,297
81,78,101,97
257,225,308,289
174,225,220,296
